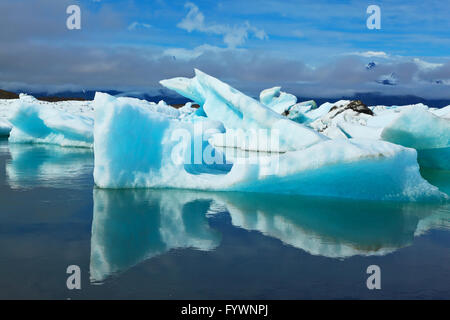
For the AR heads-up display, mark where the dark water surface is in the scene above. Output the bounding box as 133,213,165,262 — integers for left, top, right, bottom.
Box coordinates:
0,137,449,299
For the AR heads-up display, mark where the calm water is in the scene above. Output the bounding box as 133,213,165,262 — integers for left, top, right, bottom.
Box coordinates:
0,137,449,299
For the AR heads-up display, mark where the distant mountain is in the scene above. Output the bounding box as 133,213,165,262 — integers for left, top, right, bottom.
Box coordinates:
0,89,85,101
0,89,19,99
4,89,191,105
2,88,450,109
297,92,450,109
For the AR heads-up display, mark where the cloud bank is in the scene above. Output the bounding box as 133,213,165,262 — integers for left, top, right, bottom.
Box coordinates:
0,0,449,100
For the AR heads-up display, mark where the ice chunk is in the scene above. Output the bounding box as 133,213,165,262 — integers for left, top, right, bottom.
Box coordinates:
259,86,297,114
299,100,351,125
93,92,445,201
161,69,327,152
259,88,319,124
431,105,450,119
6,94,182,148
8,95,94,147
308,102,450,169
281,100,318,123
381,107,450,169
260,91,319,124
93,92,229,189
178,102,198,120
382,107,450,150
310,100,378,140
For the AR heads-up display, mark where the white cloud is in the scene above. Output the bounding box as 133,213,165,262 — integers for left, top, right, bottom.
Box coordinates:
292,30,304,38
163,44,245,60
177,2,267,48
353,51,390,59
164,44,223,60
413,58,443,71
127,22,151,31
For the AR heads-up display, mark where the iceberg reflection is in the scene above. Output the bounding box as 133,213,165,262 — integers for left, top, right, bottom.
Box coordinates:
90,188,449,282
90,189,222,283
214,193,449,258
5,143,93,189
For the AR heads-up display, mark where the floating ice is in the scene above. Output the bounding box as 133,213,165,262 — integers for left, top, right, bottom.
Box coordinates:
93,83,445,201
308,101,450,169
4,94,183,148
3,70,446,201
8,95,94,147
381,107,450,170
381,107,450,150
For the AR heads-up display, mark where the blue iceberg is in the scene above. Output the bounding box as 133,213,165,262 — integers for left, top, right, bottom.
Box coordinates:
93,70,445,201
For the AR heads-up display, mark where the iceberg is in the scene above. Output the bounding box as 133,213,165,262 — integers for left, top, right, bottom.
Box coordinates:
5,94,184,148
94,72,445,201
8,95,94,147
381,107,450,169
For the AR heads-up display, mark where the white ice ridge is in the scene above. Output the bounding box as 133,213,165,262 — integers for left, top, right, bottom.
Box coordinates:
307,101,450,169
93,81,445,201
3,94,186,147
160,69,326,152
260,86,298,114
6,95,94,147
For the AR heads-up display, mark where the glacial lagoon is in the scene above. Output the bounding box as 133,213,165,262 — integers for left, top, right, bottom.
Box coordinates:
0,137,449,299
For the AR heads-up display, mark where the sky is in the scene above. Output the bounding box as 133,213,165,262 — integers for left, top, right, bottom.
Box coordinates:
0,0,449,98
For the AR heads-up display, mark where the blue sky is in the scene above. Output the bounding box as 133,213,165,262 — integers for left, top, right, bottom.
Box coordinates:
0,0,449,98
